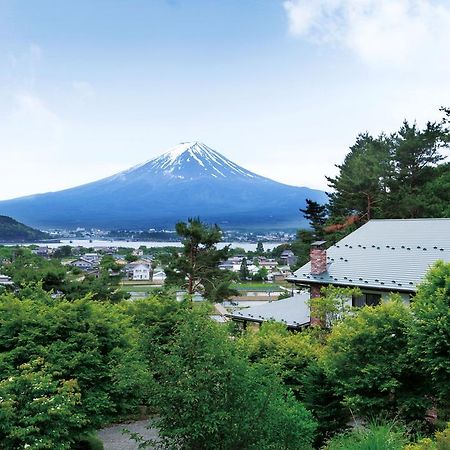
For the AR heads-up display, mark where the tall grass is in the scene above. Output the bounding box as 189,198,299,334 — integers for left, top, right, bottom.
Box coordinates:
324,422,408,450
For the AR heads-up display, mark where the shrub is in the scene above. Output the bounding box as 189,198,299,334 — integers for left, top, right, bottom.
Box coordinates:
324,422,408,450
148,309,317,449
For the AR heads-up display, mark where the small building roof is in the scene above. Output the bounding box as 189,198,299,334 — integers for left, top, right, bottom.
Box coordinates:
287,219,450,293
226,292,310,328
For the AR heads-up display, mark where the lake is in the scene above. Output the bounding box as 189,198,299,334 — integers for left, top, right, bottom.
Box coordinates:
5,239,286,252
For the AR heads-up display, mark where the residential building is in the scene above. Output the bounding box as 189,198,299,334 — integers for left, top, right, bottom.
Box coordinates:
152,270,167,283
287,219,450,321
68,257,97,271
280,249,298,266
125,260,152,281
0,274,13,286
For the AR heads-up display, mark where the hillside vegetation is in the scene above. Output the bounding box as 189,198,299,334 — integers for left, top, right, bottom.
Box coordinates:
0,215,49,242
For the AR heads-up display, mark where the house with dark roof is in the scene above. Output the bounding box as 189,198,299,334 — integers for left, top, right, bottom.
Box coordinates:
227,219,450,330
287,218,450,313
227,292,311,330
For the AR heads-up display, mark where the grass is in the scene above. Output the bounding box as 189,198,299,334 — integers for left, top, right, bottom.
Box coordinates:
324,422,408,450
120,284,161,293
231,282,284,292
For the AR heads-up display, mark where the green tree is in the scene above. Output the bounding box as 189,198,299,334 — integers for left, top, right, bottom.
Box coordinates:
239,257,250,281
0,358,86,450
252,267,268,281
308,286,361,328
409,261,450,406
322,299,429,425
147,309,317,450
327,133,392,221
300,198,328,239
165,218,235,301
256,241,265,255
0,292,150,430
387,120,449,218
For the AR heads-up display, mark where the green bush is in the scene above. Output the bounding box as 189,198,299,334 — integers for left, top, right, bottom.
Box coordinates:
72,433,104,450
324,422,408,450
148,309,317,449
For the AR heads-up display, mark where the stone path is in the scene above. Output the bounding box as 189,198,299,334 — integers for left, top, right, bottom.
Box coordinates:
97,419,160,450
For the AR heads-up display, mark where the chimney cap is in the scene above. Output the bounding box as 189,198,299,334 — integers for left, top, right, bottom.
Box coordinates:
311,240,327,247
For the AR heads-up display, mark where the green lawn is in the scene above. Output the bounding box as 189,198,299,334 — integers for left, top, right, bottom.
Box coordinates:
120,284,161,293
230,283,284,292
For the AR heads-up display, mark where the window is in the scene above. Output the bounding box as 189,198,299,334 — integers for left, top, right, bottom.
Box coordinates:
365,293,381,306
352,293,382,307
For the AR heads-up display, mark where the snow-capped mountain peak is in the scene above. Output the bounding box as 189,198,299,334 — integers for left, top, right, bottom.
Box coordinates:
131,141,259,180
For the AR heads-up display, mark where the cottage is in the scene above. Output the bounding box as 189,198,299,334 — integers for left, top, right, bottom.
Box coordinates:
287,219,450,323
280,249,298,266
68,257,97,271
32,246,50,257
152,270,167,283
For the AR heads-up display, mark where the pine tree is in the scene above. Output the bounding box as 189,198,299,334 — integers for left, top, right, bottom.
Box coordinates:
165,218,236,301
239,257,250,281
300,199,328,239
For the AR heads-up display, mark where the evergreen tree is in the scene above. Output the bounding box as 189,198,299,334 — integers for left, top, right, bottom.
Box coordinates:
256,241,264,255
239,257,250,281
300,199,328,238
165,218,236,301
326,133,391,221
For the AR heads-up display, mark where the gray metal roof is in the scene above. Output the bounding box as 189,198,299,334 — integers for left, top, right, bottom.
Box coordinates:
226,292,311,328
287,219,450,293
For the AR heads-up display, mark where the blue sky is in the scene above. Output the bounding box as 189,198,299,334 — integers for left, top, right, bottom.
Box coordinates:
1,0,449,200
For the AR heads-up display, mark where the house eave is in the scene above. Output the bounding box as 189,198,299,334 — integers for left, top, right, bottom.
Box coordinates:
286,276,416,294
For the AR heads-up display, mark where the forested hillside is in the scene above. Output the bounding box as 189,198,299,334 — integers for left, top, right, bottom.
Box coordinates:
0,215,49,242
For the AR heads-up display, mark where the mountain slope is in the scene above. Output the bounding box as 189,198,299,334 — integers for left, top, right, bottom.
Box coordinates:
0,142,326,230
0,215,49,242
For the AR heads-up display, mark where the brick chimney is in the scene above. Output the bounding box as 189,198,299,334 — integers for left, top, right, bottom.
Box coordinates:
310,241,327,275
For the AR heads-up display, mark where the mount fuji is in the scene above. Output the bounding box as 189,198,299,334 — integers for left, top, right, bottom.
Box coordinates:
0,142,326,230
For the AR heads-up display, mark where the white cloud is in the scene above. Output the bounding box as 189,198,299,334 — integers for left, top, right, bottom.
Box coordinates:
283,0,450,68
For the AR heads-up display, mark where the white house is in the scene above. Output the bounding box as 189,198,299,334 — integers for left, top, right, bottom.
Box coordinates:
152,270,167,283
83,253,100,263
0,274,13,286
126,262,151,281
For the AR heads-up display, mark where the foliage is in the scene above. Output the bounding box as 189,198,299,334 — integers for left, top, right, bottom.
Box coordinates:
0,293,151,430
147,310,317,450
241,323,347,443
326,116,449,224
239,257,250,281
0,215,49,242
327,132,392,221
0,358,86,449
408,261,450,404
405,422,450,450
252,266,269,281
1,247,129,302
300,198,328,239
324,422,408,450
256,241,265,255
322,299,430,424
165,217,237,301
308,285,361,327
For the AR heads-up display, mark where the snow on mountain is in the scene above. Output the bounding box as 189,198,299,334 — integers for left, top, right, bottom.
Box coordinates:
119,141,258,181
0,142,327,230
